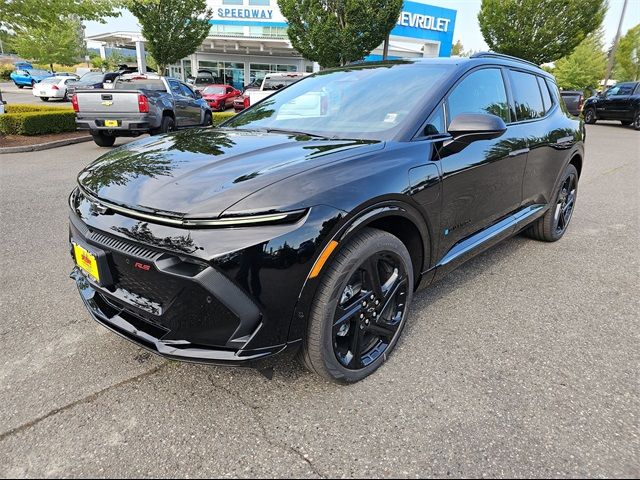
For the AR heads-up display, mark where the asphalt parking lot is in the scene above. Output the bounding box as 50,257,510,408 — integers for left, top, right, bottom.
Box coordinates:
0,123,638,478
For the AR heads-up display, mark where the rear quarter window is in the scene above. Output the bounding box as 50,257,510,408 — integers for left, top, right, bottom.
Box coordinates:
510,70,545,121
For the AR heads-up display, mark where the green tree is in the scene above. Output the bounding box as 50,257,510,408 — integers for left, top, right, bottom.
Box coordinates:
478,0,607,64
613,24,640,82
554,31,606,93
451,40,464,56
128,0,213,75
11,18,85,71
1,0,121,32
278,0,403,68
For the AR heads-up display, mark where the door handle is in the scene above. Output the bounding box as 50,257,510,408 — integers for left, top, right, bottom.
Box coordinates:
508,148,530,157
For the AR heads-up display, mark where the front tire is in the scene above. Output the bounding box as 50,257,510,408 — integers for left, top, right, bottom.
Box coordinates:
40,97,49,102
525,164,579,242
633,110,640,131
202,111,212,126
584,108,597,124
92,132,116,147
301,228,414,383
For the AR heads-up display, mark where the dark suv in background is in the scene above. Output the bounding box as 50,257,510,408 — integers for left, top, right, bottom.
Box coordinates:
69,53,584,383
583,81,640,129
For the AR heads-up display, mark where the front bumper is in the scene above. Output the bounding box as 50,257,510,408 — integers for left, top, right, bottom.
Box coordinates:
72,268,291,365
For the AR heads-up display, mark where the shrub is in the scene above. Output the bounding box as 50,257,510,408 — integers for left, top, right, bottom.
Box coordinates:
213,111,235,126
6,103,73,114
0,111,76,135
0,63,14,81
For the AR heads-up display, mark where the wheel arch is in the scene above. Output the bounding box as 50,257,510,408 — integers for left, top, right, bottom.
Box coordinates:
288,199,435,344
569,152,583,178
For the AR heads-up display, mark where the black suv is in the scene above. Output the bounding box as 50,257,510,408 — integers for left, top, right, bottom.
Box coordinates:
69,53,584,383
583,81,640,129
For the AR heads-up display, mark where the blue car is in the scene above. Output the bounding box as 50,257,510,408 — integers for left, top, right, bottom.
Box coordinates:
10,69,54,88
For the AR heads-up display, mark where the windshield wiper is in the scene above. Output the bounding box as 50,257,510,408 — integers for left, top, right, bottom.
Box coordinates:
263,128,329,139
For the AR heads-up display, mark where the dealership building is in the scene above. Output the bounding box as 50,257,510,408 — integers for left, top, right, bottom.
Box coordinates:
87,0,457,90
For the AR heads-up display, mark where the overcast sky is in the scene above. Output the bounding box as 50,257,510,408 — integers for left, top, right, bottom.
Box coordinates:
85,0,640,51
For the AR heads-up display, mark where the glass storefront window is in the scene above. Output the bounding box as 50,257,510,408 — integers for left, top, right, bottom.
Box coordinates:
210,24,245,36
248,26,287,38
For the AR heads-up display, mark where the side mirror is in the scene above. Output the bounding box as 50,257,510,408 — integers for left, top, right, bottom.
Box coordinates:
448,113,506,142
440,113,507,156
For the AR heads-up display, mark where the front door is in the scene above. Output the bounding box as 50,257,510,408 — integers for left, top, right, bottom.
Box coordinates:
168,79,188,126
437,67,527,262
179,83,202,125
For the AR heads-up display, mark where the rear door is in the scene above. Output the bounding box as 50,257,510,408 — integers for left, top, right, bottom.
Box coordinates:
179,83,202,125
437,67,527,260
167,79,188,126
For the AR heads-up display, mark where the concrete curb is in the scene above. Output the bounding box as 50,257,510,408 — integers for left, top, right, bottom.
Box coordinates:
0,135,92,154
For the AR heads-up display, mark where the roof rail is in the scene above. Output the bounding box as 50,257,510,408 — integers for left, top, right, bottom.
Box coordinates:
470,51,540,69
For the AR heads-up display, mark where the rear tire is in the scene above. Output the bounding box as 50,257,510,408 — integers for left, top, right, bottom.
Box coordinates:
17,84,24,89
524,164,579,242
40,97,49,102
92,132,116,147
152,115,175,135
202,111,212,126
584,108,597,124
301,228,414,383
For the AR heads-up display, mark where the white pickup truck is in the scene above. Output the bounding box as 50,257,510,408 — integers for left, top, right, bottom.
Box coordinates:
247,72,309,108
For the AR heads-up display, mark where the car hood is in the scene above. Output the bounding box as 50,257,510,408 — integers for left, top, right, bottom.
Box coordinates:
78,128,383,219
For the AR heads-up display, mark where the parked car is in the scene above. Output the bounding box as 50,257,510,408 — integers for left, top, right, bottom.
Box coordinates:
187,69,221,92
66,71,121,97
32,75,79,102
68,53,584,383
583,82,640,129
73,74,212,147
10,68,53,88
234,78,262,112
560,90,584,116
247,72,308,108
200,84,241,111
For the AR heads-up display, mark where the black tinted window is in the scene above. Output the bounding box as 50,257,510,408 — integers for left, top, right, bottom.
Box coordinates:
616,84,635,95
510,70,545,121
447,68,509,123
424,104,445,136
537,77,553,112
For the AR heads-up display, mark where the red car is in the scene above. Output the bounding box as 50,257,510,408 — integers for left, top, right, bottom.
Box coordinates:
201,84,241,111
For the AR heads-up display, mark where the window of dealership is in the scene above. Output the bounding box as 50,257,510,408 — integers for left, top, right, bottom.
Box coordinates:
86,0,456,90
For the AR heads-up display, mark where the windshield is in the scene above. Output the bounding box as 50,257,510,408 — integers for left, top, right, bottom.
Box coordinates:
114,78,166,91
29,69,50,76
40,77,59,84
202,86,225,94
262,76,302,91
79,72,104,83
225,62,454,140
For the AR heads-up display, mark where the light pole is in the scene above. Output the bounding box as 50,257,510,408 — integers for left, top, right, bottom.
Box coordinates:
604,0,629,88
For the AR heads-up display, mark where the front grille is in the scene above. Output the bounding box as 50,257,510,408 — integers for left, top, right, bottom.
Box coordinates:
73,222,242,347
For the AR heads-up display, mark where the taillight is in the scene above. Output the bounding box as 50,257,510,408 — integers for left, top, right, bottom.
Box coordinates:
138,94,149,113
244,96,250,108
51,85,59,91
71,94,79,112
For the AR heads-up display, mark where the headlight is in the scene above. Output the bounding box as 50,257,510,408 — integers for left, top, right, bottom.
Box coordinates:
77,184,308,228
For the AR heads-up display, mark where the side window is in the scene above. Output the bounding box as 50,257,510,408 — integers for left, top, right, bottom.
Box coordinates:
605,86,620,97
537,76,553,113
616,84,634,95
168,80,182,96
447,68,510,124
546,78,561,106
510,70,545,121
424,104,446,136
180,83,196,98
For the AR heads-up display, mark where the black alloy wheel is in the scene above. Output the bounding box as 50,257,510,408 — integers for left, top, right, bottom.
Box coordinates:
525,163,579,242
584,108,596,124
333,252,409,370
302,228,414,383
553,172,577,235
